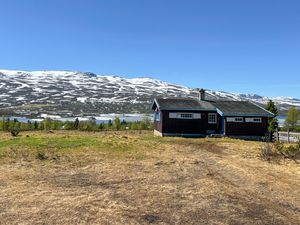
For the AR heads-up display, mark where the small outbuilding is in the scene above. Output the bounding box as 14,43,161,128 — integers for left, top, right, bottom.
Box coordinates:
151,89,274,139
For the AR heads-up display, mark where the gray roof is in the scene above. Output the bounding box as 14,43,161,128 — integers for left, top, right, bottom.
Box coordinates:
212,101,274,117
152,98,274,117
152,98,216,111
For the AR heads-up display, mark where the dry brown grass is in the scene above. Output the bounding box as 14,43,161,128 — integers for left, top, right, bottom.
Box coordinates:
0,131,299,225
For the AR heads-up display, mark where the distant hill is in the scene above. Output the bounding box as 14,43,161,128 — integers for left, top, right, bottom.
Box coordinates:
0,69,299,117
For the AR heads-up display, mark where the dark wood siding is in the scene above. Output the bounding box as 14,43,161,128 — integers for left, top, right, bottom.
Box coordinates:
161,110,221,134
224,117,269,136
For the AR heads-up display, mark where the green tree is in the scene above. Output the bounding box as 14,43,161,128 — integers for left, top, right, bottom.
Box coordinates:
113,117,121,130
27,120,32,130
74,118,79,129
2,117,9,131
33,121,39,130
98,123,104,130
265,100,279,133
44,118,52,130
285,107,300,131
51,120,62,130
6,118,10,130
78,121,86,130
87,118,97,131
130,122,139,130
64,121,74,130
38,122,44,130
107,120,112,129
8,118,21,134
140,116,151,130
20,122,29,131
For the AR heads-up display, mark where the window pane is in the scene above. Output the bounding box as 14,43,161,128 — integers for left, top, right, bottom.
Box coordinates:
154,112,160,121
194,113,201,119
208,113,217,124
169,113,177,118
245,117,262,123
227,117,243,122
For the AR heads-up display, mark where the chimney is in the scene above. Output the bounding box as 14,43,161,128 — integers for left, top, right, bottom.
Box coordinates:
199,88,206,101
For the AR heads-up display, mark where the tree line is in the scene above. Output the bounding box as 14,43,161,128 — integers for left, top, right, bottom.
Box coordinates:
266,100,300,133
1,102,299,133
0,117,153,132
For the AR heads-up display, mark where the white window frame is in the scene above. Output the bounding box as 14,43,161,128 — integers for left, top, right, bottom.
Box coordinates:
154,112,160,122
245,117,262,123
226,117,244,122
193,113,201,119
178,113,193,119
208,113,217,124
168,112,201,119
169,112,177,118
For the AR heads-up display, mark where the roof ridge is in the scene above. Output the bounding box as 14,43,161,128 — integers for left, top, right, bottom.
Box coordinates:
213,100,249,102
156,97,195,100
153,97,216,110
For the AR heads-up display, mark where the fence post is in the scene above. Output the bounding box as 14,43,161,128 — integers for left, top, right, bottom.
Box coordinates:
276,128,279,142
287,128,290,143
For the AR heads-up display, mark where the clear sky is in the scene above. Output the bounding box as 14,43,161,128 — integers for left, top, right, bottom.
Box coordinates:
0,0,299,98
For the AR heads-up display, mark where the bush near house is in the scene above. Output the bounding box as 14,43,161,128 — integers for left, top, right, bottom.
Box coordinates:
260,141,300,161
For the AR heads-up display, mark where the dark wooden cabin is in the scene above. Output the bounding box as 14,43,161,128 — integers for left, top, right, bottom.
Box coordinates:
213,101,272,137
151,90,274,138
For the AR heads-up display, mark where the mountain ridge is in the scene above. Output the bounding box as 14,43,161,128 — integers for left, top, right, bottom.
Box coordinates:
0,69,299,117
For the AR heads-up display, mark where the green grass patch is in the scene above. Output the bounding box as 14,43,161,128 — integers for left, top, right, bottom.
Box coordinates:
0,133,146,163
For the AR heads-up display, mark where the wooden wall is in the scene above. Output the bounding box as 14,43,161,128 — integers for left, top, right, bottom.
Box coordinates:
153,112,162,133
157,110,221,134
153,110,270,137
224,117,269,136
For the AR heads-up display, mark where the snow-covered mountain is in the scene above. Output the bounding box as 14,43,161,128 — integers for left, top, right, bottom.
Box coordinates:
0,69,299,117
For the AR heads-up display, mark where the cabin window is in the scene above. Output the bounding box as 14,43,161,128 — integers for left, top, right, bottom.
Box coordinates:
193,113,201,119
178,113,193,119
154,112,160,122
208,113,217,124
227,117,243,122
169,113,177,118
169,112,201,119
245,118,262,123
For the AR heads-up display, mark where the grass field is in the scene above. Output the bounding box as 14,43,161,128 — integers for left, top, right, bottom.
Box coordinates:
0,131,299,225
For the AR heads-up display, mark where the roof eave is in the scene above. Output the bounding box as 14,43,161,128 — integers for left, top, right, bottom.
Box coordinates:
160,108,217,111
151,98,160,110
223,113,274,117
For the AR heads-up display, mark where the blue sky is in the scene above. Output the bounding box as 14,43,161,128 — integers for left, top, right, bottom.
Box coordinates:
0,0,300,98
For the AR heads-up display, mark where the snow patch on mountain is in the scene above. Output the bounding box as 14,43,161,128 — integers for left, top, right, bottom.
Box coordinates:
0,69,299,116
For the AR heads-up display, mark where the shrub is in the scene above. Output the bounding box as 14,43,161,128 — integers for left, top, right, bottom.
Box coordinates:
7,147,30,160
10,129,20,137
284,142,300,159
36,150,48,160
260,141,300,162
259,143,276,161
273,141,284,153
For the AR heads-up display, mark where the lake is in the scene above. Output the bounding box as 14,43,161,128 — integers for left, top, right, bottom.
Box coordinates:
277,115,287,127
8,114,152,124
8,114,287,127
